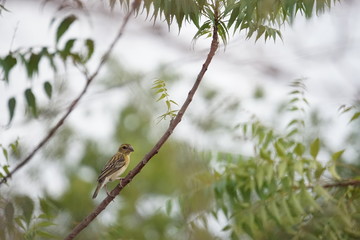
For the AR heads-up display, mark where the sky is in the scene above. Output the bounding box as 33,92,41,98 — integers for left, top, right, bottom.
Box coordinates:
1,0,360,197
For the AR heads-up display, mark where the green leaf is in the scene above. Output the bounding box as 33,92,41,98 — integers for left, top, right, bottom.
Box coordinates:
300,187,321,211
257,205,267,229
41,47,57,72
169,100,178,105
286,128,298,138
256,165,265,188
157,93,167,102
61,38,76,59
294,143,305,156
56,15,77,44
43,81,52,99
328,164,341,180
8,97,16,123
274,141,286,157
193,20,212,41
350,112,360,122
26,53,41,77
280,197,295,226
314,185,334,202
84,39,95,61
227,3,239,29
166,100,171,110
314,166,325,180
35,221,55,228
255,25,266,42
288,194,304,216
2,55,17,81
24,88,37,117
310,138,320,159
332,150,345,162
2,148,8,161
37,230,57,239
265,165,274,183
3,165,10,175
267,201,281,224
16,196,34,226
278,160,287,178
10,139,19,153
222,225,232,231
39,198,53,217
260,148,271,162
286,119,298,128
218,20,229,45
294,161,303,175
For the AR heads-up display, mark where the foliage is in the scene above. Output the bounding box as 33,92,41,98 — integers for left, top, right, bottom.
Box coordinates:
195,81,360,240
0,139,19,183
152,79,179,121
0,196,59,240
114,0,339,43
339,104,360,124
0,15,94,124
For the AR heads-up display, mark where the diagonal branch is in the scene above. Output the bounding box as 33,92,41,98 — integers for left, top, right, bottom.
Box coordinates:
64,17,220,240
0,0,141,187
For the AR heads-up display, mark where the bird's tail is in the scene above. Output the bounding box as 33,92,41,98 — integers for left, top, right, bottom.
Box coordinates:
92,183,102,199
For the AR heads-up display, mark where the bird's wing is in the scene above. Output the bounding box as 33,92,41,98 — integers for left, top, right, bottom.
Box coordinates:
97,152,126,182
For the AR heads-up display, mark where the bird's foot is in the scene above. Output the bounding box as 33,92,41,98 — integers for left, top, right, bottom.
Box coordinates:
105,185,116,199
118,177,125,187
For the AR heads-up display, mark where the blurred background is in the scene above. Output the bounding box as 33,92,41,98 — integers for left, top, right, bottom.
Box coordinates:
0,0,360,239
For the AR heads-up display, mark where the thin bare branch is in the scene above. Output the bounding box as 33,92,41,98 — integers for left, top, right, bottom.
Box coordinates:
64,13,220,240
322,179,360,188
0,0,140,186
293,179,360,190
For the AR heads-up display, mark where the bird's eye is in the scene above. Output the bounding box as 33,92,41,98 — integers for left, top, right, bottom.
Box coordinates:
122,146,127,149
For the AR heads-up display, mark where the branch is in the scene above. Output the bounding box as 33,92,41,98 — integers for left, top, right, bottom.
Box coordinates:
322,179,360,188
294,179,360,190
64,16,220,240
0,0,140,186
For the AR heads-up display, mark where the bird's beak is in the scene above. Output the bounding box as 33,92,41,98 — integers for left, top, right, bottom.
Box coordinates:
129,146,134,152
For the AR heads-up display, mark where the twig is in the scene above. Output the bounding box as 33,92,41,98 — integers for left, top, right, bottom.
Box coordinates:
0,0,139,186
9,21,19,52
322,179,360,188
64,13,220,240
291,179,360,190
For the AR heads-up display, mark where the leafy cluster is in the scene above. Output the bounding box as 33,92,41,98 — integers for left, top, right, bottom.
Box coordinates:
114,0,339,43
339,105,360,124
0,15,94,124
207,82,359,239
285,79,309,138
0,196,58,240
152,79,179,121
0,139,19,182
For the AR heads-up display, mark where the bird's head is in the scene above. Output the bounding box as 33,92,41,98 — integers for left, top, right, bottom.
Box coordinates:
118,144,134,154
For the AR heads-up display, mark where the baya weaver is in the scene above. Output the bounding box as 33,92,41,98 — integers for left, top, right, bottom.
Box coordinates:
92,144,134,199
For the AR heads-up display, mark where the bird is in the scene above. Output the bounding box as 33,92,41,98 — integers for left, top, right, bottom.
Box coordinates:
92,143,134,199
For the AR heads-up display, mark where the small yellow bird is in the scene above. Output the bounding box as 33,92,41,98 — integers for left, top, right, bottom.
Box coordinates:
92,143,134,199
